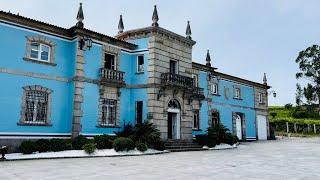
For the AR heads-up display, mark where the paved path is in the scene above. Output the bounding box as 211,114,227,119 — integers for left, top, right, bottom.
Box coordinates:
1,137,319,180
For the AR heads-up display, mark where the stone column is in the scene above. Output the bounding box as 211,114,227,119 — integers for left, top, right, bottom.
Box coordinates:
72,41,85,138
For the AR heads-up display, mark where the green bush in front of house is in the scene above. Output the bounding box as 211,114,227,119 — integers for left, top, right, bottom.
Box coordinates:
72,135,90,150
136,142,148,152
82,143,96,154
113,137,135,152
19,140,36,154
35,139,51,153
50,139,69,152
93,134,114,149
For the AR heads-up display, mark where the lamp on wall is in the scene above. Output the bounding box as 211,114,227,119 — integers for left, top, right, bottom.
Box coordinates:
78,36,92,51
268,90,277,98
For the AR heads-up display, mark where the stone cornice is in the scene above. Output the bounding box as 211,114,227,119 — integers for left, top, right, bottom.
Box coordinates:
116,26,196,47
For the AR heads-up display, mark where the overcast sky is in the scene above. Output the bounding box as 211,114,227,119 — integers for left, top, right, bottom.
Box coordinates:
1,0,319,106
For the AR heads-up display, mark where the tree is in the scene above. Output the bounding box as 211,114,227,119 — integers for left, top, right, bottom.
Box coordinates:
295,83,303,106
296,45,320,113
303,83,316,105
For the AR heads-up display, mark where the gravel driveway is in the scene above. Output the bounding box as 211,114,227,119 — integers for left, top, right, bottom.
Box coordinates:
1,137,319,180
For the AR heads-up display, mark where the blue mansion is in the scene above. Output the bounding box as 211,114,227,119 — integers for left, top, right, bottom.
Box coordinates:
0,4,270,147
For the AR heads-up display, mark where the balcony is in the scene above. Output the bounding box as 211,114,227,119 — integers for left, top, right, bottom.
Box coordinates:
100,68,125,87
192,87,205,100
161,73,194,89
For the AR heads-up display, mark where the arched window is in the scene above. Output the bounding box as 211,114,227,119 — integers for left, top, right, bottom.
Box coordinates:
168,99,180,109
211,110,220,127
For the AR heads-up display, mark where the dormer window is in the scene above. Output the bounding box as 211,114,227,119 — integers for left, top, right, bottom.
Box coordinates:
24,36,56,66
30,42,51,62
137,55,144,73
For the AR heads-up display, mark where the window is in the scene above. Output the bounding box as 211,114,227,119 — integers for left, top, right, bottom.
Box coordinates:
101,99,117,126
104,54,116,70
136,101,143,124
211,111,220,127
137,55,144,73
211,83,218,95
169,60,177,74
19,85,52,126
234,88,241,99
30,42,51,62
193,110,200,130
192,74,198,87
259,93,264,104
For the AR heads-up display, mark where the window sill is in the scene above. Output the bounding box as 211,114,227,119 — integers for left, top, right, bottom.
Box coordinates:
192,128,202,131
233,97,243,100
136,72,144,74
17,122,52,126
96,124,121,128
211,93,221,96
23,57,56,66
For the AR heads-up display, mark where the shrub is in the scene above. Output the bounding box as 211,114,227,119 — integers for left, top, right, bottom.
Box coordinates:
284,103,293,109
93,135,113,149
136,142,148,152
72,135,90,150
35,139,50,153
153,140,166,151
113,137,135,152
292,110,308,119
114,123,134,138
270,112,277,119
131,121,161,147
50,139,68,152
224,133,239,145
83,143,96,154
207,124,229,145
195,134,213,147
19,140,36,154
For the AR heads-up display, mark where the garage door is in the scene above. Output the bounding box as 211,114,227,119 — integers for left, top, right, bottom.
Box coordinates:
257,115,267,140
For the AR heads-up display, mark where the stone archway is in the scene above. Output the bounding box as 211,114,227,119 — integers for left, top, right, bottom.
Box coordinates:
167,99,181,140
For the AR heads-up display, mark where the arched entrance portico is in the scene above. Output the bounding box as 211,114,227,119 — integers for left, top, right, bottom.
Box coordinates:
167,99,181,139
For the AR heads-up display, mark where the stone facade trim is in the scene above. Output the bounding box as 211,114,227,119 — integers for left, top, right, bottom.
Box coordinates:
18,85,53,126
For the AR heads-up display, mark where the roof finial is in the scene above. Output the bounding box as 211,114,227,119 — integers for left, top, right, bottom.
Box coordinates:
152,5,159,27
118,15,124,34
263,73,267,85
186,21,192,40
76,3,84,28
206,50,211,67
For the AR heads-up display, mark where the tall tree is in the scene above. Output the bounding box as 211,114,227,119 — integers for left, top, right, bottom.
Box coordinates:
303,83,316,105
296,45,320,112
296,83,303,106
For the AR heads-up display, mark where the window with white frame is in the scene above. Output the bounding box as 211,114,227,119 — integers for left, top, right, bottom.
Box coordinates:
30,42,51,62
137,55,144,73
192,74,199,87
101,99,117,126
211,83,218,95
193,110,200,129
234,88,241,99
259,93,264,104
19,85,52,126
104,54,116,70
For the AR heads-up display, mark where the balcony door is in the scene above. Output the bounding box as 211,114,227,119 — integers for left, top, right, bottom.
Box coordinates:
104,53,116,70
169,60,177,74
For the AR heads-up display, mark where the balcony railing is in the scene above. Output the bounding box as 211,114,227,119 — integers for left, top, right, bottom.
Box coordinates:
100,68,125,85
161,73,194,88
192,87,205,99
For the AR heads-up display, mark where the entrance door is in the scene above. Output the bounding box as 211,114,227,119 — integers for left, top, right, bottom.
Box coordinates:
167,109,181,140
236,114,242,140
257,115,267,140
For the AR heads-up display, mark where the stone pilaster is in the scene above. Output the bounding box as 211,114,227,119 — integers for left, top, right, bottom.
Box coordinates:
72,41,85,138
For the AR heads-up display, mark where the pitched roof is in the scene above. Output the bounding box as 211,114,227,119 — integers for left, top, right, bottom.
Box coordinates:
0,10,137,50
